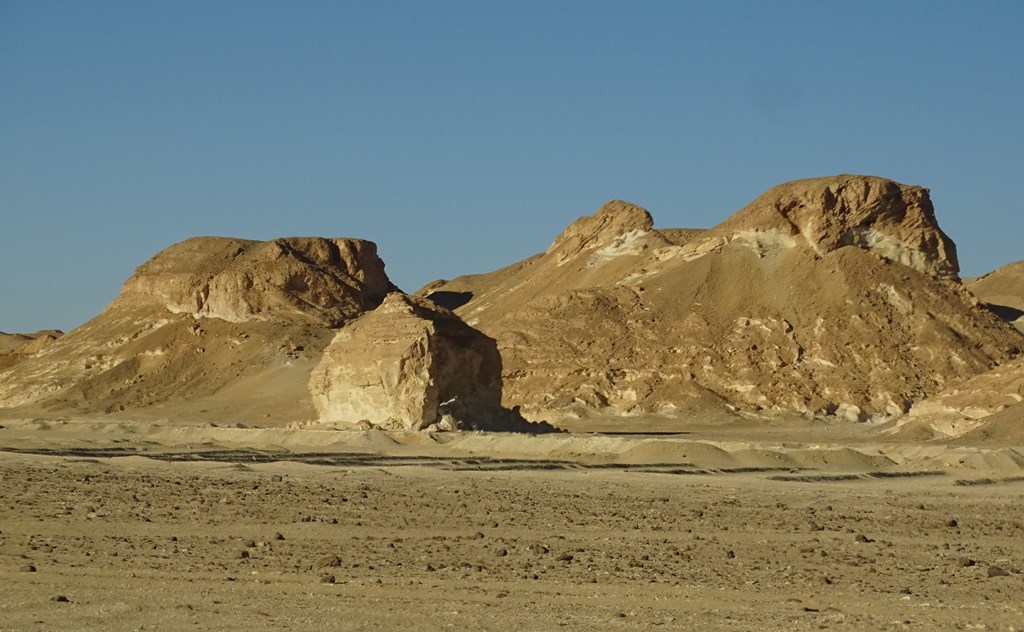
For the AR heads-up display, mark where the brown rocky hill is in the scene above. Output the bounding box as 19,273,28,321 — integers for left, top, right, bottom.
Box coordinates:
966,261,1024,333
0,237,394,422
421,175,1022,423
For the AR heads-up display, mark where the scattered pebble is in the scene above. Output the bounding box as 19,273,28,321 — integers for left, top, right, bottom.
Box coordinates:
315,554,342,569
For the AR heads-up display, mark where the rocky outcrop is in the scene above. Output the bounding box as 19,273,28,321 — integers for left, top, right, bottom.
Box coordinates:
548,200,654,263
712,175,960,278
423,175,1020,423
309,293,503,430
0,236,395,421
119,237,393,326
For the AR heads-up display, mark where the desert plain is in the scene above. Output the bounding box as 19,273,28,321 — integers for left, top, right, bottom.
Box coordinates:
2,417,1024,631
3,175,1024,630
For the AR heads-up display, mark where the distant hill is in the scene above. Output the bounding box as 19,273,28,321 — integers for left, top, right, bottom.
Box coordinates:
966,261,1024,333
0,330,63,370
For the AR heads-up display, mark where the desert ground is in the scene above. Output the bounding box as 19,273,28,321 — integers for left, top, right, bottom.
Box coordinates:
2,416,1023,631
3,176,1023,630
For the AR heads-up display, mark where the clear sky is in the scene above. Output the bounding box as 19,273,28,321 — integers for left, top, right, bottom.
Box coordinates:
2,1,1022,333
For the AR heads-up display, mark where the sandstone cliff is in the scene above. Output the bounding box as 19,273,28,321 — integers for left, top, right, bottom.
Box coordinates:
423,176,1021,423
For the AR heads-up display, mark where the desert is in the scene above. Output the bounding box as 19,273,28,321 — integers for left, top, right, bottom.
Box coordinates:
2,173,1024,631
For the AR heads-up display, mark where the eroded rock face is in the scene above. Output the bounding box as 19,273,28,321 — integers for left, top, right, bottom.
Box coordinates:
423,176,1019,423
0,236,395,420
714,175,960,278
120,237,393,326
547,200,654,263
310,294,503,430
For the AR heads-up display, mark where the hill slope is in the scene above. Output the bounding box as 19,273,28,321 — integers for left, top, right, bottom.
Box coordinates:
423,175,1020,422
966,261,1024,333
0,236,394,423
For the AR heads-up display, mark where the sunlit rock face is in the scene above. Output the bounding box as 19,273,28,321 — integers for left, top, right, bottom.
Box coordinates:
310,293,503,430
422,175,1018,423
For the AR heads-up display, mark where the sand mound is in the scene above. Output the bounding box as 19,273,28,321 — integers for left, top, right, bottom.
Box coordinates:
617,440,735,467
423,175,1020,423
0,237,395,422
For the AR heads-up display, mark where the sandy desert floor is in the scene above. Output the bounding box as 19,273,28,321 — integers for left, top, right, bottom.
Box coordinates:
2,417,1023,631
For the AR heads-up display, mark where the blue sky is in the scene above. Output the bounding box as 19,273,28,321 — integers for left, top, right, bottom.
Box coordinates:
2,1,1022,332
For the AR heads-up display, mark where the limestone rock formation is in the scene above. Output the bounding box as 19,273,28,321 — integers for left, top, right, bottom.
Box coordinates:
309,293,503,430
713,175,960,278
0,237,394,421
548,200,655,263
422,175,1020,423
119,236,392,326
